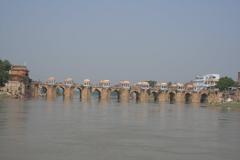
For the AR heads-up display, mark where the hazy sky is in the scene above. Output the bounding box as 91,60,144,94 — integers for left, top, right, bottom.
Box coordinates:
0,0,239,84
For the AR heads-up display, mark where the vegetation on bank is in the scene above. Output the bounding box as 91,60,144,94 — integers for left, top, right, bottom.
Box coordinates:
216,76,237,91
0,59,11,87
209,101,240,109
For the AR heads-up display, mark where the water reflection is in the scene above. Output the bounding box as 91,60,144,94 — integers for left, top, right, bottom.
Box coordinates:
0,99,240,160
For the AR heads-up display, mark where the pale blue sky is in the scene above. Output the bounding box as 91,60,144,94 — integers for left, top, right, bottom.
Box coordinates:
0,0,239,83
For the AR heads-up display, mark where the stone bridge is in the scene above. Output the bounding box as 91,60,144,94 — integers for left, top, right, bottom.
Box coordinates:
31,79,220,104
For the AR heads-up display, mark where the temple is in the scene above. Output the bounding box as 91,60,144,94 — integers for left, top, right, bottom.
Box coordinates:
3,65,31,97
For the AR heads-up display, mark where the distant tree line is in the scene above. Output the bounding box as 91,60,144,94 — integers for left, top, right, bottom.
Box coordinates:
0,59,11,87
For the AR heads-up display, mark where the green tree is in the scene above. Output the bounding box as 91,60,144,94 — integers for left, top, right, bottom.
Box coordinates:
146,80,157,88
216,76,235,91
0,59,12,86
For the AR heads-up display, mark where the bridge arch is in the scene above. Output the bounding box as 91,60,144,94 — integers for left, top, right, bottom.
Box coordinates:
110,89,120,102
39,86,47,96
200,93,208,103
185,92,192,104
56,86,65,97
169,92,176,104
92,88,101,101
73,87,82,100
130,90,140,102
151,91,159,102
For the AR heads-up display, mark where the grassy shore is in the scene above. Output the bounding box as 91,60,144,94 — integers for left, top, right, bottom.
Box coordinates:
209,101,240,109
0,93,11,98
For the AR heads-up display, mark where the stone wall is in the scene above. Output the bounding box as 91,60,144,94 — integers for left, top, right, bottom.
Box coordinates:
3,81,26,97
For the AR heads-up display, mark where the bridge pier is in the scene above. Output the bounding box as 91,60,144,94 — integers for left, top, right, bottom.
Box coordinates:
32,84,39,97
119,89,130,102
159,92,168,102
82,87,91,101
101,89,110,101
64,87,73,99
139,90,149,102
192,93,201,103
176,92,185,103
47,86,56,99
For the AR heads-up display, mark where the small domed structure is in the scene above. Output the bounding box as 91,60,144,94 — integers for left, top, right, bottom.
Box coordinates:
48,76,55,80
47,76,56,85
137,81,149,90
83,79,91,87
120,80,130,89
64,77,73,87
185,83,194,91
177,83,184,92
157,82,168,91
99,80,110,88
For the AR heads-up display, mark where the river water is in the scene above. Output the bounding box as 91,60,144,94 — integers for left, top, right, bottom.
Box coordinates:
0,97,240,160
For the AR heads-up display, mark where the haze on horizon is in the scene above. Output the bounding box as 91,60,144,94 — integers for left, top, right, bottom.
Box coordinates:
0,0,239,84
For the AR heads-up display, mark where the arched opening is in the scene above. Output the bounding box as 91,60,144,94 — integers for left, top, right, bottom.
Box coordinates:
73,88,82,100
55,86,65,100
39,86,47,96
130,91,140,102
92,89,101,101
200,93,208,103
185,93,192,104
169,92,175,104
56,86,65,97
151,92,159,102
110,90,120,102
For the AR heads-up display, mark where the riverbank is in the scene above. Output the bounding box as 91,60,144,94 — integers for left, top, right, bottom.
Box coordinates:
0,93,11,99
209,101,240,110
219,102,240,107
0,92,10,96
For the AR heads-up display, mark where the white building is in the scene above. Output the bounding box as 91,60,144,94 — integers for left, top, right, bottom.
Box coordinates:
136,81,150,90
83,79,91,87
120,80,130,89
193,74,220,91
99,80,110,88
46,77,56,85
64,78,74,87
176,83,184,92
156,82,168,91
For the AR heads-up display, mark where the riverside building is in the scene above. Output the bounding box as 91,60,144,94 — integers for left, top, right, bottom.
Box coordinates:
193,74,220,92
136,81,150,90
156,82,168,91
99,80,110,88
3,65,31,97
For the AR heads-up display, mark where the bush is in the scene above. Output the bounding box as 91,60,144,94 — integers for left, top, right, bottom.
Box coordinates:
0,59,11,86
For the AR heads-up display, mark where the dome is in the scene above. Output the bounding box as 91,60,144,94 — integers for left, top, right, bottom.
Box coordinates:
65,77,73,82
100,80,110,83
84,79,90,82
120,80,130,84
46,76,56,85
177,83,184,87
48,76,55,81
171,83,177,87
137,81,149,85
